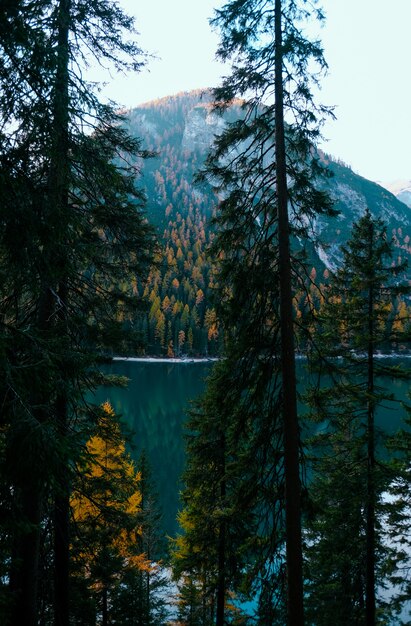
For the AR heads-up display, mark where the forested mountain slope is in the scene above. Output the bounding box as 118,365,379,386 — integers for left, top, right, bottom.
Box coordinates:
125,90,411,356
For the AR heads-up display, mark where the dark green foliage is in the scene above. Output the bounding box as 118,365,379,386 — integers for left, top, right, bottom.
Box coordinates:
174,1,335,623
305,410,371,625
383,401,411,624
0,0,154,622
172,357,279,623
305,210,410,624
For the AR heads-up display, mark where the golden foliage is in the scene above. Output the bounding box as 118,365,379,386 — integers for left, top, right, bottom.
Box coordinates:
71,402,150,578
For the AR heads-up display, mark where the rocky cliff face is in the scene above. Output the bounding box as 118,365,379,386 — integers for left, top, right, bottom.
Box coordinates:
181,103,226,153
314,160,411,268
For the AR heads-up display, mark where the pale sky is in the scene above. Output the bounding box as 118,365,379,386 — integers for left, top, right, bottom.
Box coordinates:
97,0,411,186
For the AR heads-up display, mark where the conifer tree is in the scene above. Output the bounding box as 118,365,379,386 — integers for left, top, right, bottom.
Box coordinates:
172,358,263,624
0,2,153,623
70,402,150,625
305,209,410,625
384,400,411,622
188,0,335,622
110,451,171,625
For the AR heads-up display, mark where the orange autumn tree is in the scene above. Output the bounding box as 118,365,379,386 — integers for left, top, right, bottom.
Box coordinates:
70,402,151,624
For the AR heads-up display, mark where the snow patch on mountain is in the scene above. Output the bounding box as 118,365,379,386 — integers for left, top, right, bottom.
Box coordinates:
397,190,411,208
383,180,411,195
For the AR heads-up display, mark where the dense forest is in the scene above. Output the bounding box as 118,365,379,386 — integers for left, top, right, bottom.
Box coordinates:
123,91,233,357
0,1,411,626
121,92,411,357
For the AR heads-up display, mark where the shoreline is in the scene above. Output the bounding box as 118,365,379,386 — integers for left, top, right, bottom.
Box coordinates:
112,356,219,364
112,352,411,364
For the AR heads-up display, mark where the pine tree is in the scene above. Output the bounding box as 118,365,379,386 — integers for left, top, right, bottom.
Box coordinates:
0,2,153,623
384,399,411,623
304,405,372,625
305,209,410,624
189,0,335,622
110,451,171,625
171,359,262,625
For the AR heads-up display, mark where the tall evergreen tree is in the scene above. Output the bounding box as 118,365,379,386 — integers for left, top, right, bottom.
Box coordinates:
384,399,411,623
305,209,410,625
172,358,264,625
0,2,153,623
184,1,335,622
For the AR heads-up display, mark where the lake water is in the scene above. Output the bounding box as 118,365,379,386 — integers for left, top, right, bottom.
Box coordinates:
93,360,213,537
92,358,410,538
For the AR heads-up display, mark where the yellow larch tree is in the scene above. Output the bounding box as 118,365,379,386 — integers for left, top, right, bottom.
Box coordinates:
70,402,151,623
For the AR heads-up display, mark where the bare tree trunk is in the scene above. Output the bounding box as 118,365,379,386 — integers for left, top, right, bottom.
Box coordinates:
54,376,70,626
274,0,304,623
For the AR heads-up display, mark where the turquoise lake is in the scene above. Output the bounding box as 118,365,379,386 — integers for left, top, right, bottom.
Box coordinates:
93,360,213,537
92,358,410,538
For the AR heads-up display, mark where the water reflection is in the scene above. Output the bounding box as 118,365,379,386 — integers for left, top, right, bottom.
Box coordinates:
93,359,409,538
92,361,212,537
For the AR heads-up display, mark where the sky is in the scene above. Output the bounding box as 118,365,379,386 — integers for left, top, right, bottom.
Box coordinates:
98,0,411,186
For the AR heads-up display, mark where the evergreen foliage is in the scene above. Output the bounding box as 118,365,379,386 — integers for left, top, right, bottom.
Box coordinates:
384,401,411,624
171,358,270,624
305,210,410,625
109,450,171,626
0,1,154,622
1,1,411,623
173,1,336,623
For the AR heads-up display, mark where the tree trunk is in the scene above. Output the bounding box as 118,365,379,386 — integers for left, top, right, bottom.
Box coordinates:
54,375,70,626
365,220,376,625
274,0,304,623
216,434,226,626
8,272,57,626
49,1,71,624
9,487,42,626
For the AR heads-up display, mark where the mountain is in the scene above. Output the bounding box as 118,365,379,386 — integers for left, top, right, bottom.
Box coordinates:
383,180,411,209
315,160,411,269
123,90,411,356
